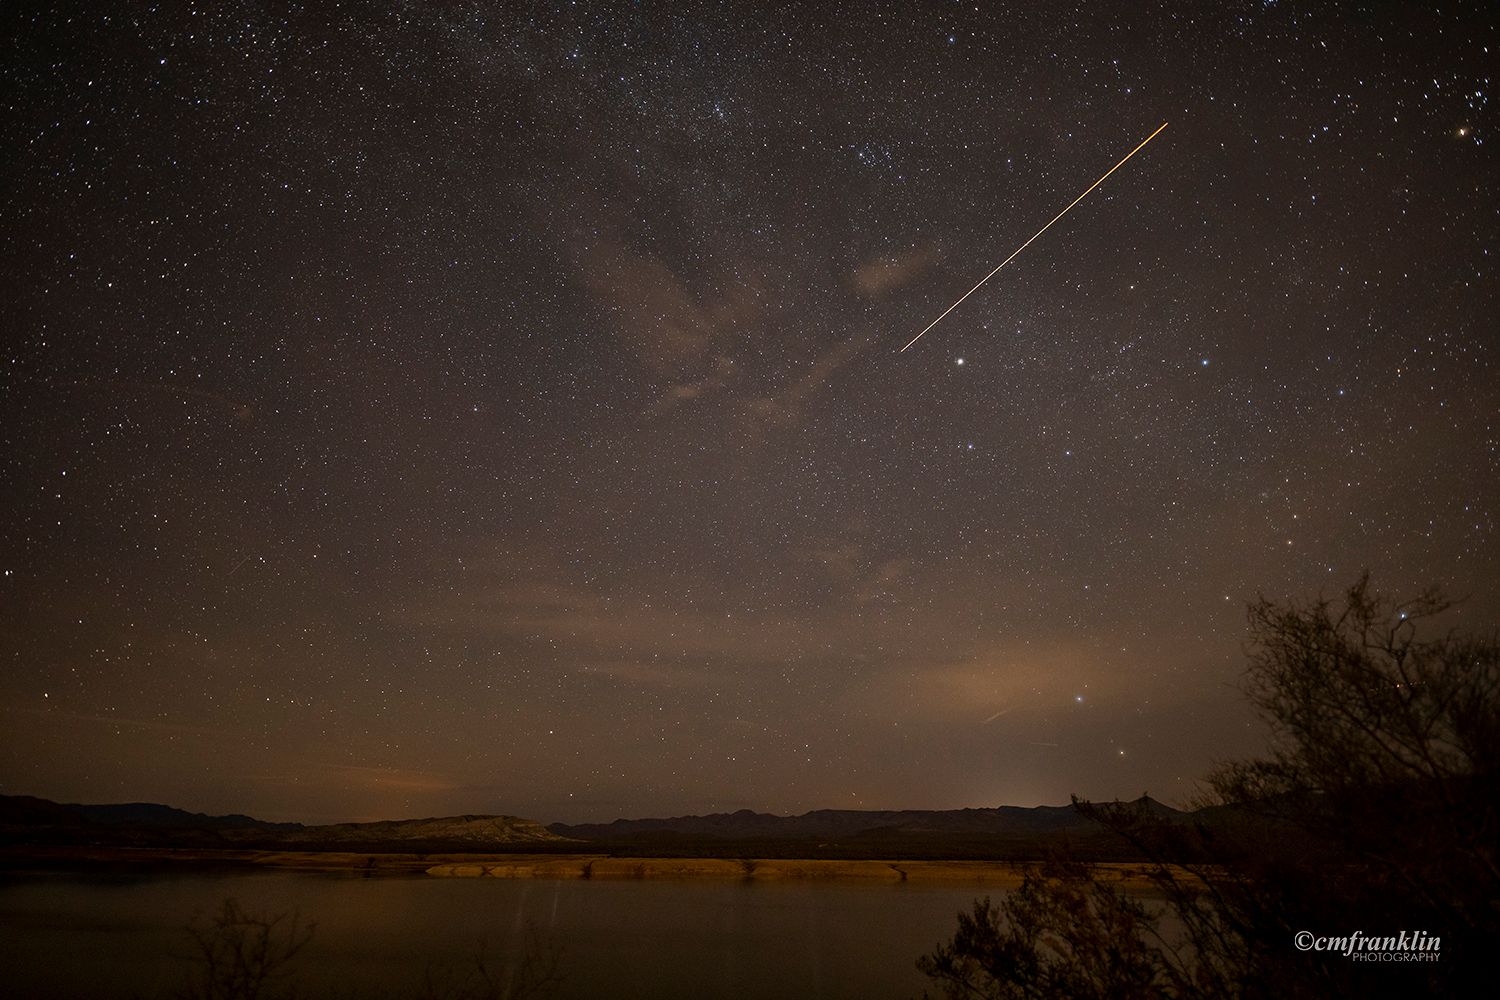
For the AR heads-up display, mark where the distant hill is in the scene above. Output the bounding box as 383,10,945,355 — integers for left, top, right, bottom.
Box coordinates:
548,797,1190,860
0,793,572,852
551,797,1183,841
70,801,303,831
0,794,297,833
269,814,564,849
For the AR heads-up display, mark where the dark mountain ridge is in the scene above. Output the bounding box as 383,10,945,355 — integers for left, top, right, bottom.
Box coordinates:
71,801,304,830
0,793,569,852
2,793,1210,859
550,796,1182,840
0,794,303,831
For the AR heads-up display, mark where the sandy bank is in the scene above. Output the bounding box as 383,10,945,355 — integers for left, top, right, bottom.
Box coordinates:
424,856,1165,887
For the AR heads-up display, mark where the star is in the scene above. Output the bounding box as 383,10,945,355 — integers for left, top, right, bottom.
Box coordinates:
0,0,1490,831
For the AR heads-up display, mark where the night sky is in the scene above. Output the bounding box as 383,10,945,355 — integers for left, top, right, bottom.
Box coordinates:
3,2,1496,825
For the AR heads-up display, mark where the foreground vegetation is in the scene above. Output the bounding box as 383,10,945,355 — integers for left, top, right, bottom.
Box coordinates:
920,575,1499,998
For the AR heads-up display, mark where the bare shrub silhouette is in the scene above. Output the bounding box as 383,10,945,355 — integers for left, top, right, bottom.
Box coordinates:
919,575,1500,998
168,901,561,1000
175,898,314,1000
918,857,1183,1000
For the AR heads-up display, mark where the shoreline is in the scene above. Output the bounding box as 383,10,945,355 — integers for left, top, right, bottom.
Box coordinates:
0,846,1168,887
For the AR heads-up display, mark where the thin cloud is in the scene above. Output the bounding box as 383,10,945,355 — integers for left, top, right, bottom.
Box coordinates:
741,334,867,430
575,660,717,689
315,764,459,794
851,244,939,297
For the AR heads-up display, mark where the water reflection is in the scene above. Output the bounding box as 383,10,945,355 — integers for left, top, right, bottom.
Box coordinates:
0,871,1014,999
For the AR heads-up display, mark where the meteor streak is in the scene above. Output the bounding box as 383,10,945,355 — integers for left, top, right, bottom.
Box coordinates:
901,121,1168,353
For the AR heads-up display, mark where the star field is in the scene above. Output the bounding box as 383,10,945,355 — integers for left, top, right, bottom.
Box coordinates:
1,2,1496,824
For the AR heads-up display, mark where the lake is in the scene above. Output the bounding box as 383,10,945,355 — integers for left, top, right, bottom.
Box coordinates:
0,869,1003,998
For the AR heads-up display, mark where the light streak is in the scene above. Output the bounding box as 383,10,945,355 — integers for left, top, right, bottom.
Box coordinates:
901,121,1168,353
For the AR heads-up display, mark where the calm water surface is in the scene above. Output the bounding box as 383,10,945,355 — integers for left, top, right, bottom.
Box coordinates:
0,869,1004,998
